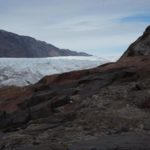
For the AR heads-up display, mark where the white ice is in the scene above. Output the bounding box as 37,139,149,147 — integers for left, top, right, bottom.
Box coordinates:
0,56,112,87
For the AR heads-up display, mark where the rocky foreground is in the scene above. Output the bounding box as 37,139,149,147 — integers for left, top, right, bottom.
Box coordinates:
0,26,150,150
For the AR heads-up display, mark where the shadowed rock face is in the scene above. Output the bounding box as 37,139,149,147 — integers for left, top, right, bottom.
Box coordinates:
0,30,90,57
0,26,150,149
120,26,150,59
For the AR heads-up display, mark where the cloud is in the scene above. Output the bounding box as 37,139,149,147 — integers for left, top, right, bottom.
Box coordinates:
0,0,150,56
120,14,150,23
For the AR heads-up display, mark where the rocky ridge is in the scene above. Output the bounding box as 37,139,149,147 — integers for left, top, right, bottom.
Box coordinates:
120,26,150,58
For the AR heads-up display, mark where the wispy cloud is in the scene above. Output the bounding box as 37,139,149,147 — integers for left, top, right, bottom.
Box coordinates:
0,0,150,57
120,14,150,23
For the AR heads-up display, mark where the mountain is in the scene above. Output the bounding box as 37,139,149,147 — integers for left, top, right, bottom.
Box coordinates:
0,26,150,150
0,30,90,57
0,56,108,87
120,26,150,59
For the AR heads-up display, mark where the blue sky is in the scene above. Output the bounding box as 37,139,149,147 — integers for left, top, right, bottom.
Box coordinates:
0,0,150,57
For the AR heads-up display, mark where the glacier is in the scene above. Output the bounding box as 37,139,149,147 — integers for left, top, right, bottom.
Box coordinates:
0,56,112,87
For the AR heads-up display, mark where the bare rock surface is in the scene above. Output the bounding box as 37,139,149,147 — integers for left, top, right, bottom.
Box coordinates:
120,26,150,58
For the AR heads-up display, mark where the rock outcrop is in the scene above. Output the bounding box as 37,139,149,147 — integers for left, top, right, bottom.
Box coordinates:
120,25,150,59
0,26,150,150
0,30,90,57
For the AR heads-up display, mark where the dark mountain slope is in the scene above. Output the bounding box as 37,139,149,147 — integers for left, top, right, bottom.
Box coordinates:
0,26,150,150
120,25,150,59
0,30,89,57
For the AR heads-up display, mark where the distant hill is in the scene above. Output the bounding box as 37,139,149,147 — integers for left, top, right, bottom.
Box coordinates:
0,30,90,57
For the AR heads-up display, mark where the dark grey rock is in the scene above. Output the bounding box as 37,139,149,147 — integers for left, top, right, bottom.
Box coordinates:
120,25,150,59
